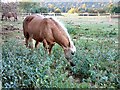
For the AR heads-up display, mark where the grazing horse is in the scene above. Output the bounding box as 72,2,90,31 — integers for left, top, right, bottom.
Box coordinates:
1,12,17,21
23,15,76,60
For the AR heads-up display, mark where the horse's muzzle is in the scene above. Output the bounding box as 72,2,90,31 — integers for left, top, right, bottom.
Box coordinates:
71,52,75,55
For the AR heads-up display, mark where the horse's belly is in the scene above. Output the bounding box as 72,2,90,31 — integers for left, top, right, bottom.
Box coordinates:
33,34,43,42
28,27,43,42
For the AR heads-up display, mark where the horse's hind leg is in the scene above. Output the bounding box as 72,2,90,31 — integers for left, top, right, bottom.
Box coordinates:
15,17,18,21
5,17,7,21
28,36,34,49
24,32,33,49
25,38,29,47
43,39,49,54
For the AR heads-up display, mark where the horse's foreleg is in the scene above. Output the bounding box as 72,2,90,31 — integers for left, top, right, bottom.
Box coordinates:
5,17,7,21
48,44,55,55
35,41,39,48
25,34,33,49
1,15,4,21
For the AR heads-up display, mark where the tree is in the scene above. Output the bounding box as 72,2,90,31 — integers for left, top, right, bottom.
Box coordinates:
30,7,48,13
48,4,55,13
68,7,78,14
39,7,48,13
111,6,120,13
54,8,61,13
19,2,33,13
87,8,97,13
108,2,114,13
97,8,106,13
1,2,18,14
82,3,86,10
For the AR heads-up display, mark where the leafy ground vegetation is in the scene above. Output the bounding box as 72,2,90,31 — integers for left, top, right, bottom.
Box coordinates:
1,15,119,89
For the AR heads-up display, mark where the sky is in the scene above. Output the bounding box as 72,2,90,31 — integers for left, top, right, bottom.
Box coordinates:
1,0,119,3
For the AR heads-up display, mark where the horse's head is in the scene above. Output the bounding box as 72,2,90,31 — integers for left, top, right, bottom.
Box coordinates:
63,41,76,60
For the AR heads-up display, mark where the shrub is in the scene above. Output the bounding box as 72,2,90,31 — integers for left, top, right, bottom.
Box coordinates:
111,6,120,13
31,7,48,13
54,8,61,13
2,39,86,88
68,8,78,14
70,39,119,88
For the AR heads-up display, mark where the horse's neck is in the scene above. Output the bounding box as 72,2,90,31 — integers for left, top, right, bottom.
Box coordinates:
50,18,68,39
57,37,70,49
51,27,69,48
49,18,70,48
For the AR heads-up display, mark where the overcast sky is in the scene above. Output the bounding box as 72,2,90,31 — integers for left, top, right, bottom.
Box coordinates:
1,0,119,3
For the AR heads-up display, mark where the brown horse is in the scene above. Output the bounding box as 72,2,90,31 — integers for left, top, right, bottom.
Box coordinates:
1,12,17,21
23,14,76,60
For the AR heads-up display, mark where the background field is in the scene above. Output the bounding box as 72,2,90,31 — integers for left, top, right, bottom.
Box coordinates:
1,14,119,88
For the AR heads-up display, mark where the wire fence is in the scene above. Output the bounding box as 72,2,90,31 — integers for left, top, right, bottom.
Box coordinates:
18,12,120,18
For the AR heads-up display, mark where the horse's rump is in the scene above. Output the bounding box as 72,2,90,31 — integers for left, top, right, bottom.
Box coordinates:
23,15,37,39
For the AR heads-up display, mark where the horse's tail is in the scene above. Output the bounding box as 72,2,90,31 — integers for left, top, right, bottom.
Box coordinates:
23,15,35,39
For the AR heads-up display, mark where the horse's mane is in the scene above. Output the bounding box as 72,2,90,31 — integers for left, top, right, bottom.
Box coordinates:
47,16,74,47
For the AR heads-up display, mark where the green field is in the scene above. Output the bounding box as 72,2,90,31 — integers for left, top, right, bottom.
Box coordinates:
1,15,119,88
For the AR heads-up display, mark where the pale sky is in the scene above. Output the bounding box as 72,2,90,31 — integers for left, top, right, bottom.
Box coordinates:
1,0,31,3
1,0,119,3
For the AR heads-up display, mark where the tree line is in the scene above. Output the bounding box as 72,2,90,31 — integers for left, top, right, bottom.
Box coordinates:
0,2,120,14
18,2,120,14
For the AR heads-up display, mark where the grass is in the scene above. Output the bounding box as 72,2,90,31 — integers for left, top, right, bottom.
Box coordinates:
1,15,119,89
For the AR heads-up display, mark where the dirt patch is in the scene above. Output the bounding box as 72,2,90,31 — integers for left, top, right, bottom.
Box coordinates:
0,24,20,35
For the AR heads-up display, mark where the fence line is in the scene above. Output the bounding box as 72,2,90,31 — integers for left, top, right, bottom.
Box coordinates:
18,12,120,17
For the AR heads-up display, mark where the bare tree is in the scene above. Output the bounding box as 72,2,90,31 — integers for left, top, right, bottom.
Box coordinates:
1,2,18,14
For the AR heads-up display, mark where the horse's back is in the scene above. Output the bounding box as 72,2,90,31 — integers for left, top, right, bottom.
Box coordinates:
23,15,36,24
7,12,12,17
23,15,56,42
24,15,44,33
